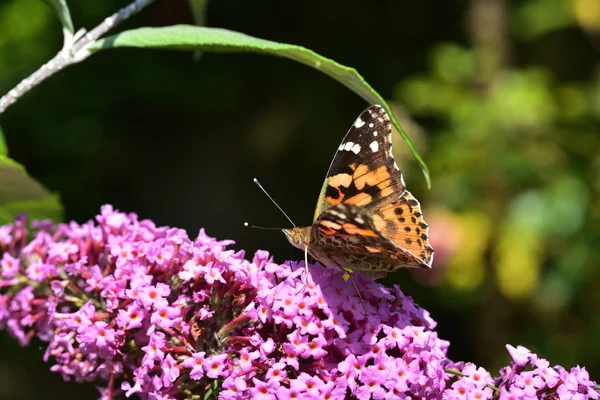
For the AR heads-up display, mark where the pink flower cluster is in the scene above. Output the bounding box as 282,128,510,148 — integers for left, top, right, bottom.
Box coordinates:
0,206,598,399
446,345,598,399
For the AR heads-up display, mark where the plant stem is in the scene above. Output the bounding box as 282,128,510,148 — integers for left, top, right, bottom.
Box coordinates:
0,0,157,114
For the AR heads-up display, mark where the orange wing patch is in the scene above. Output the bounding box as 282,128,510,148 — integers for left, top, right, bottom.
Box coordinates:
353,165,391,191
328,173,352,191
341,224,379,237
318,219,379,238
328,164,400,208
318,220,342,236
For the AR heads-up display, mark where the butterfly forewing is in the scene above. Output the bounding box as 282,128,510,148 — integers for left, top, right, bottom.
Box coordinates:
314,105,405,219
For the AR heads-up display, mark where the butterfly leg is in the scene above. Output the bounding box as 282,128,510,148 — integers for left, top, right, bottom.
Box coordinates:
294,247,310,294
342,269,369,314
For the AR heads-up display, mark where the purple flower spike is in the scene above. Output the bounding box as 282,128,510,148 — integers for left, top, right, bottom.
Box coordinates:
1,206,597,399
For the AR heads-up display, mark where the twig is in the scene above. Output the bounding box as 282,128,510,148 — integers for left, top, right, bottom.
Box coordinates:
0,0,157,114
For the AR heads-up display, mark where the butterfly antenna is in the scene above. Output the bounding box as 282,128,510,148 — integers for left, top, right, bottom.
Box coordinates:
253,178,296,227
253,178,311,294
243,223,285,230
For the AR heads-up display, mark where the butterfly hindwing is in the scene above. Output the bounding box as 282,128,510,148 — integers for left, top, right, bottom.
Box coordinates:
310,203,430,277
370,190,434,266
314,105,405,219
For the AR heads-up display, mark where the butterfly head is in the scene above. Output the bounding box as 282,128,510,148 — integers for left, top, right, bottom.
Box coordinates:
282,226,311,251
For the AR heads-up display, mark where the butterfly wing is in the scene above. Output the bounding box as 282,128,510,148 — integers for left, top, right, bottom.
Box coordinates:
311,105,433,271
371,190,434,267
309,203,430,278
314,105,405,218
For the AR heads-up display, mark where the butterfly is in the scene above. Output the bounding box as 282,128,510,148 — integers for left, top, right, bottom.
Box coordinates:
283,105,434,280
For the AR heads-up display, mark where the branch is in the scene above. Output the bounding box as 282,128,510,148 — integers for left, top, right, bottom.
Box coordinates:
0,0,157,114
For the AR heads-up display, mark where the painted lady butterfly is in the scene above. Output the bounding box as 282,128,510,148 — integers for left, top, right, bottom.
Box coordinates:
283,105,434,279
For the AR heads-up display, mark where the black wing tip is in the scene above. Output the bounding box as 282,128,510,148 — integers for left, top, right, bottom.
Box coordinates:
362,104,387,118
352,105,391,134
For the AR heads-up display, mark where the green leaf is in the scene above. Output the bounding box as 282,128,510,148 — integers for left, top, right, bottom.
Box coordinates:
40,0,74,34
513,0,575,41
90,25,431,187
0,155,63,224
0,126,7,156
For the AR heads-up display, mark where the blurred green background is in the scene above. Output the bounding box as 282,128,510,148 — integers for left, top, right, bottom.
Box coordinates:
1,0,600,398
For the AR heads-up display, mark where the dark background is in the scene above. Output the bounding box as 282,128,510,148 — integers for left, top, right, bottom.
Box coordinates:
1,0,599,398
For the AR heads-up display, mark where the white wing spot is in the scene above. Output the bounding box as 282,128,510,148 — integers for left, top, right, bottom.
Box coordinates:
369,123,374,128
355,216,365,224
351,143,361,154
370,141,379,152
343,141,355,151
373,131,378,137
355,118,365,128
329,210,347,219
338,143,345,151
